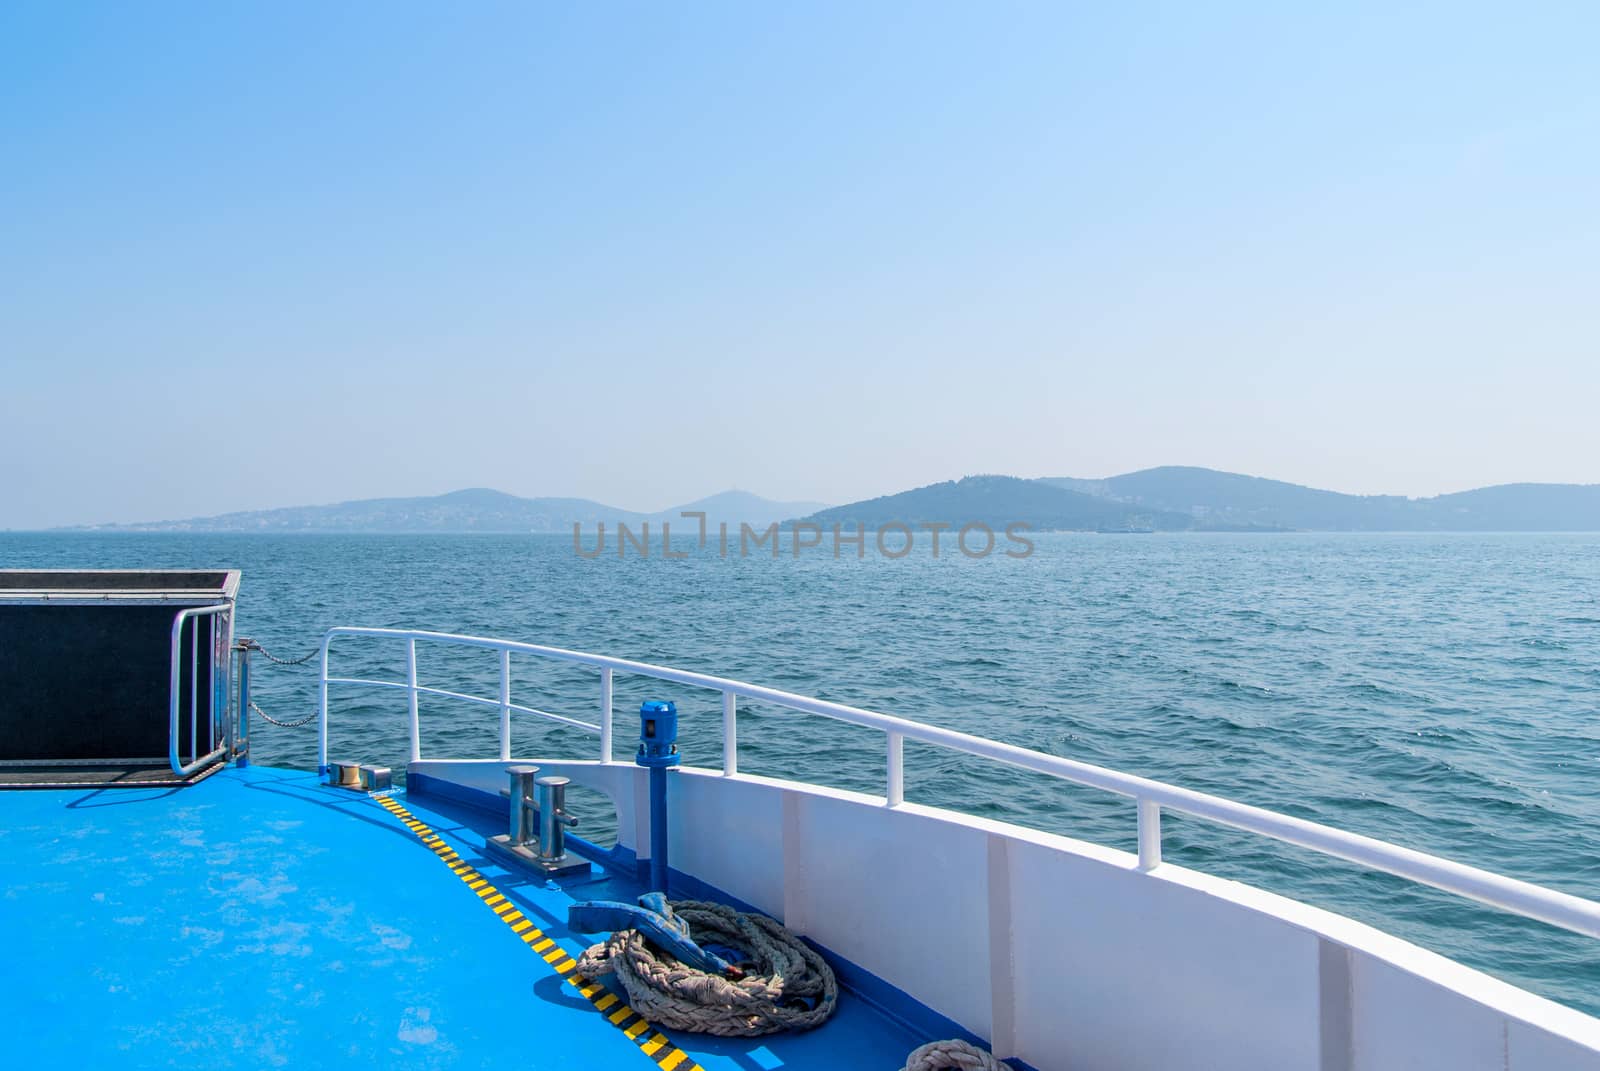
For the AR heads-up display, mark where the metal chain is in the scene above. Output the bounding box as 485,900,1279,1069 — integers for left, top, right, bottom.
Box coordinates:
248,699,319,729
252,643,319,667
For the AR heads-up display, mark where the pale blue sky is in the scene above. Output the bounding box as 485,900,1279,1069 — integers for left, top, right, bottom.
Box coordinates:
3,2,1597,527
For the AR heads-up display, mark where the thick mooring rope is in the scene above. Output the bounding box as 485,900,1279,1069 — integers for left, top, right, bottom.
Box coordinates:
900,1039,1004,1071
575,899,837,1037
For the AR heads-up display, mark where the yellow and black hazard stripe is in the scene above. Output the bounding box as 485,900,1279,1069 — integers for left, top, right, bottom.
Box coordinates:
374,793,705,1070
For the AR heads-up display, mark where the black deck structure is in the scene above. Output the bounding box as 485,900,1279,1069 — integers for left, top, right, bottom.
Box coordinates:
0,570,239,787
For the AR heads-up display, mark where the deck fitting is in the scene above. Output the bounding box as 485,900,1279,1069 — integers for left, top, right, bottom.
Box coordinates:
484,832,592,877
328,759,363,789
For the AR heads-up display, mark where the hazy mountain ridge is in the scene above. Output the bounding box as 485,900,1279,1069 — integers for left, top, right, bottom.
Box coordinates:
662,491,832,530
1036,466,1600,531
77,487,830,533
69,467,1600,533
798,476,1202,532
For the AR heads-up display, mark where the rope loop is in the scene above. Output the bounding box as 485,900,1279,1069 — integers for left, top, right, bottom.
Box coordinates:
575,899,837,1037
900,1039,1005,1071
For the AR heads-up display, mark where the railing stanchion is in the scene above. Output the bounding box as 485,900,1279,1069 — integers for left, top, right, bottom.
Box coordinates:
317,634,330,773
499,648,512,761
1138,799,1162,870
207,616,216,753
237,640,252,767
189,617,199,765
407,636,420,764
722,691,737,776
887,731,904,807
599,667,614,762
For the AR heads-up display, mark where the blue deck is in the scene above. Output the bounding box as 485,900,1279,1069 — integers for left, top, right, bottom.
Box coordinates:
1,766,925,1069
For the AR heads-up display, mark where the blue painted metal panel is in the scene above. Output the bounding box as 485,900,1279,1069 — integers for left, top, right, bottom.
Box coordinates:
0,767,933,1069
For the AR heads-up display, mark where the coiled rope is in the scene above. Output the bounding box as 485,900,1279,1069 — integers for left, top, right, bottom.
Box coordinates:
574,899,837,1037
900,1039,1004,1071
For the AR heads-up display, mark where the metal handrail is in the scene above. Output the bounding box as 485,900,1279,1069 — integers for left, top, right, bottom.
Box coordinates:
169,604,230,776
321,676,601,735
319,625,1600,942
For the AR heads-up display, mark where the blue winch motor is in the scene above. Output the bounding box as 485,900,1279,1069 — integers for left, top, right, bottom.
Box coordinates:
637,700,679,767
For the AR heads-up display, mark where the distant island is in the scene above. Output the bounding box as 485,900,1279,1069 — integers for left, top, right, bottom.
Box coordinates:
68,467,1600,533
76,489,829,534
801,469,1600,533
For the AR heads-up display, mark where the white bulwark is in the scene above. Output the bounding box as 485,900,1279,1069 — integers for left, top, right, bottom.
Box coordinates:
322,628,1600,1071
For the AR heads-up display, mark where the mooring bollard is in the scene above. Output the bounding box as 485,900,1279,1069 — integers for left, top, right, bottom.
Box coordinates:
536,775,579,866
507,765,539,846
486,763,588,877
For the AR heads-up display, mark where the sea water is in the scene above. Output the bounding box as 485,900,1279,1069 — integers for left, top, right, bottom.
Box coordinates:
4,531,1597,1014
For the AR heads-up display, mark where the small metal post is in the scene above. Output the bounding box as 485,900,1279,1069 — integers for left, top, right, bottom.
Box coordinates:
189,618,198,765
886,731,904,807
317,635,329,775
499,648,512,761
537,776,576,863
208,616,216,753
1137,798,1162,870
722,691,737,776
599,668,614,762
406,636,420,763
235,641,252,768
508,765,539,847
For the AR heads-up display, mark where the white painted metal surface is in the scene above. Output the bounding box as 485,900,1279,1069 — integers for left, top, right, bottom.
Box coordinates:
416,755,1600,1071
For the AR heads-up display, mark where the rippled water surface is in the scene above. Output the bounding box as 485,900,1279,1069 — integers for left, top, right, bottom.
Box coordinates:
6,531,1598,1014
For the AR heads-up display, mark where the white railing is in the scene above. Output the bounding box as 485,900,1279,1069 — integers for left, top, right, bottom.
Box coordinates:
319,626,1600,942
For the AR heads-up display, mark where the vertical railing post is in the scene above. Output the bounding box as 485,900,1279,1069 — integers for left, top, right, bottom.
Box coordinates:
886,731,904,807
1137,798,1162,870
499,648,512,761
189,617,199,765
237,641,252,768
207,616,216,753
407,636,420,763
317,633,330,774
722,691,737,776
222,611,233,753
599,667,614,762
